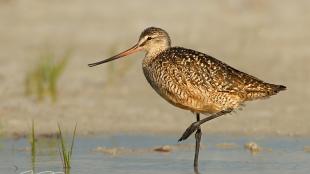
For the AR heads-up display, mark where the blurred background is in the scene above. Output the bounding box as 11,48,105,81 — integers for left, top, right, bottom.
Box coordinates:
0,0,309,137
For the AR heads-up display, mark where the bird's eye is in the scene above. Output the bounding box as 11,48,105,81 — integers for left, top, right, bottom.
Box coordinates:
147,37,152,40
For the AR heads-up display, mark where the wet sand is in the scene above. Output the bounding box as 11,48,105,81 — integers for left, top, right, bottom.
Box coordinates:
0,0,309,136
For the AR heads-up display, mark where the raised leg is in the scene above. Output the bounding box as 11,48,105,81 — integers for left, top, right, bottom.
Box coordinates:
178,108,233,142
194,113,202,170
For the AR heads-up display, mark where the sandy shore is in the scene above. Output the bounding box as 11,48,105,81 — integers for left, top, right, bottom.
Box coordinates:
0,0,309,137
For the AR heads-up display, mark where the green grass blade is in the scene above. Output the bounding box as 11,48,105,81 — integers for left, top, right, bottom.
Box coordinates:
58,143,65,168
31,120,36,172
57,122,77,170
58,123,68,168
69,123,77,158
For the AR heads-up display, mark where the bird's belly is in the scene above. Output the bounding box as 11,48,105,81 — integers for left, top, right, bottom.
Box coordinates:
142,66,223,114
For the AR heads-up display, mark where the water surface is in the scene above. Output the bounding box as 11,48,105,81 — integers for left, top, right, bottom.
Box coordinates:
0,134,309,174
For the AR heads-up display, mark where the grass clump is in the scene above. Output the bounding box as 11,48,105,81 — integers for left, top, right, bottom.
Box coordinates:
57,123,77,173
25,49,72,102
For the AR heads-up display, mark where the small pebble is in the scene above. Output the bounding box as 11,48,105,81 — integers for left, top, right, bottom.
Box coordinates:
94,146,126,156
153,145,172,152
244,142,261,154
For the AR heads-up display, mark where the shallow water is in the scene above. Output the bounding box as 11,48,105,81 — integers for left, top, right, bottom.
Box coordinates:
0,134,309,174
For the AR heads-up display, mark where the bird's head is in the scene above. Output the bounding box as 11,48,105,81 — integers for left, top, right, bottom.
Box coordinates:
137,27,171,56
88,27,171,67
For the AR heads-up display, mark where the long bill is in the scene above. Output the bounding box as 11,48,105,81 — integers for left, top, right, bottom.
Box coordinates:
88,44,141,67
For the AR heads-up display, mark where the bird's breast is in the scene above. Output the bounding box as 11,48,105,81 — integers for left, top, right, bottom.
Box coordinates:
142,59,208,113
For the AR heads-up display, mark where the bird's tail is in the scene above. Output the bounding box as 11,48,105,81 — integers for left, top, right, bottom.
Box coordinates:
246,83,286,100
261,83,287,99
270,84,287,94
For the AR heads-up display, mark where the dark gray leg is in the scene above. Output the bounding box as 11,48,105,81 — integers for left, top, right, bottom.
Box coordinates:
194,113,202,171
178,108,233,142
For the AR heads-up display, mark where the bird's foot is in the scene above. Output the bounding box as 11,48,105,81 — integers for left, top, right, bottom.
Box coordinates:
178,122,200,142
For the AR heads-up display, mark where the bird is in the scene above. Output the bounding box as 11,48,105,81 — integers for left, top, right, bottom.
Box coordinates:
88,27,286,171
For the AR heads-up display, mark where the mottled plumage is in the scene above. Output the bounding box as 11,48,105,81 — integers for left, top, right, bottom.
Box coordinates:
143,46,285,114
88,26,286,170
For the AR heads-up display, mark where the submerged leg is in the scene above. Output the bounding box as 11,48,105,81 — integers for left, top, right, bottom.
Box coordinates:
178,108,233,142
194,113,202,170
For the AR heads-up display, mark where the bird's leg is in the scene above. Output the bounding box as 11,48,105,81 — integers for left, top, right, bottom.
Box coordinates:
178,108,233,142
194,113,202,170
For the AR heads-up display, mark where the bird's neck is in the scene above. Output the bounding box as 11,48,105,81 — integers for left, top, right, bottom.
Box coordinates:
143,46,168,66
146,48,165,57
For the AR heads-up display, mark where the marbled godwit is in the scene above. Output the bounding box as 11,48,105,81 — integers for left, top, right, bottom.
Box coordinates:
88,27,286,170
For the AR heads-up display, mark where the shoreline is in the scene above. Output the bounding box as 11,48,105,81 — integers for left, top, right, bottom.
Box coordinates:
2,123,310,139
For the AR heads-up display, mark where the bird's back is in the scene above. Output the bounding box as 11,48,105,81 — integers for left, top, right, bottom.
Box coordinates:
142,47,286,113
